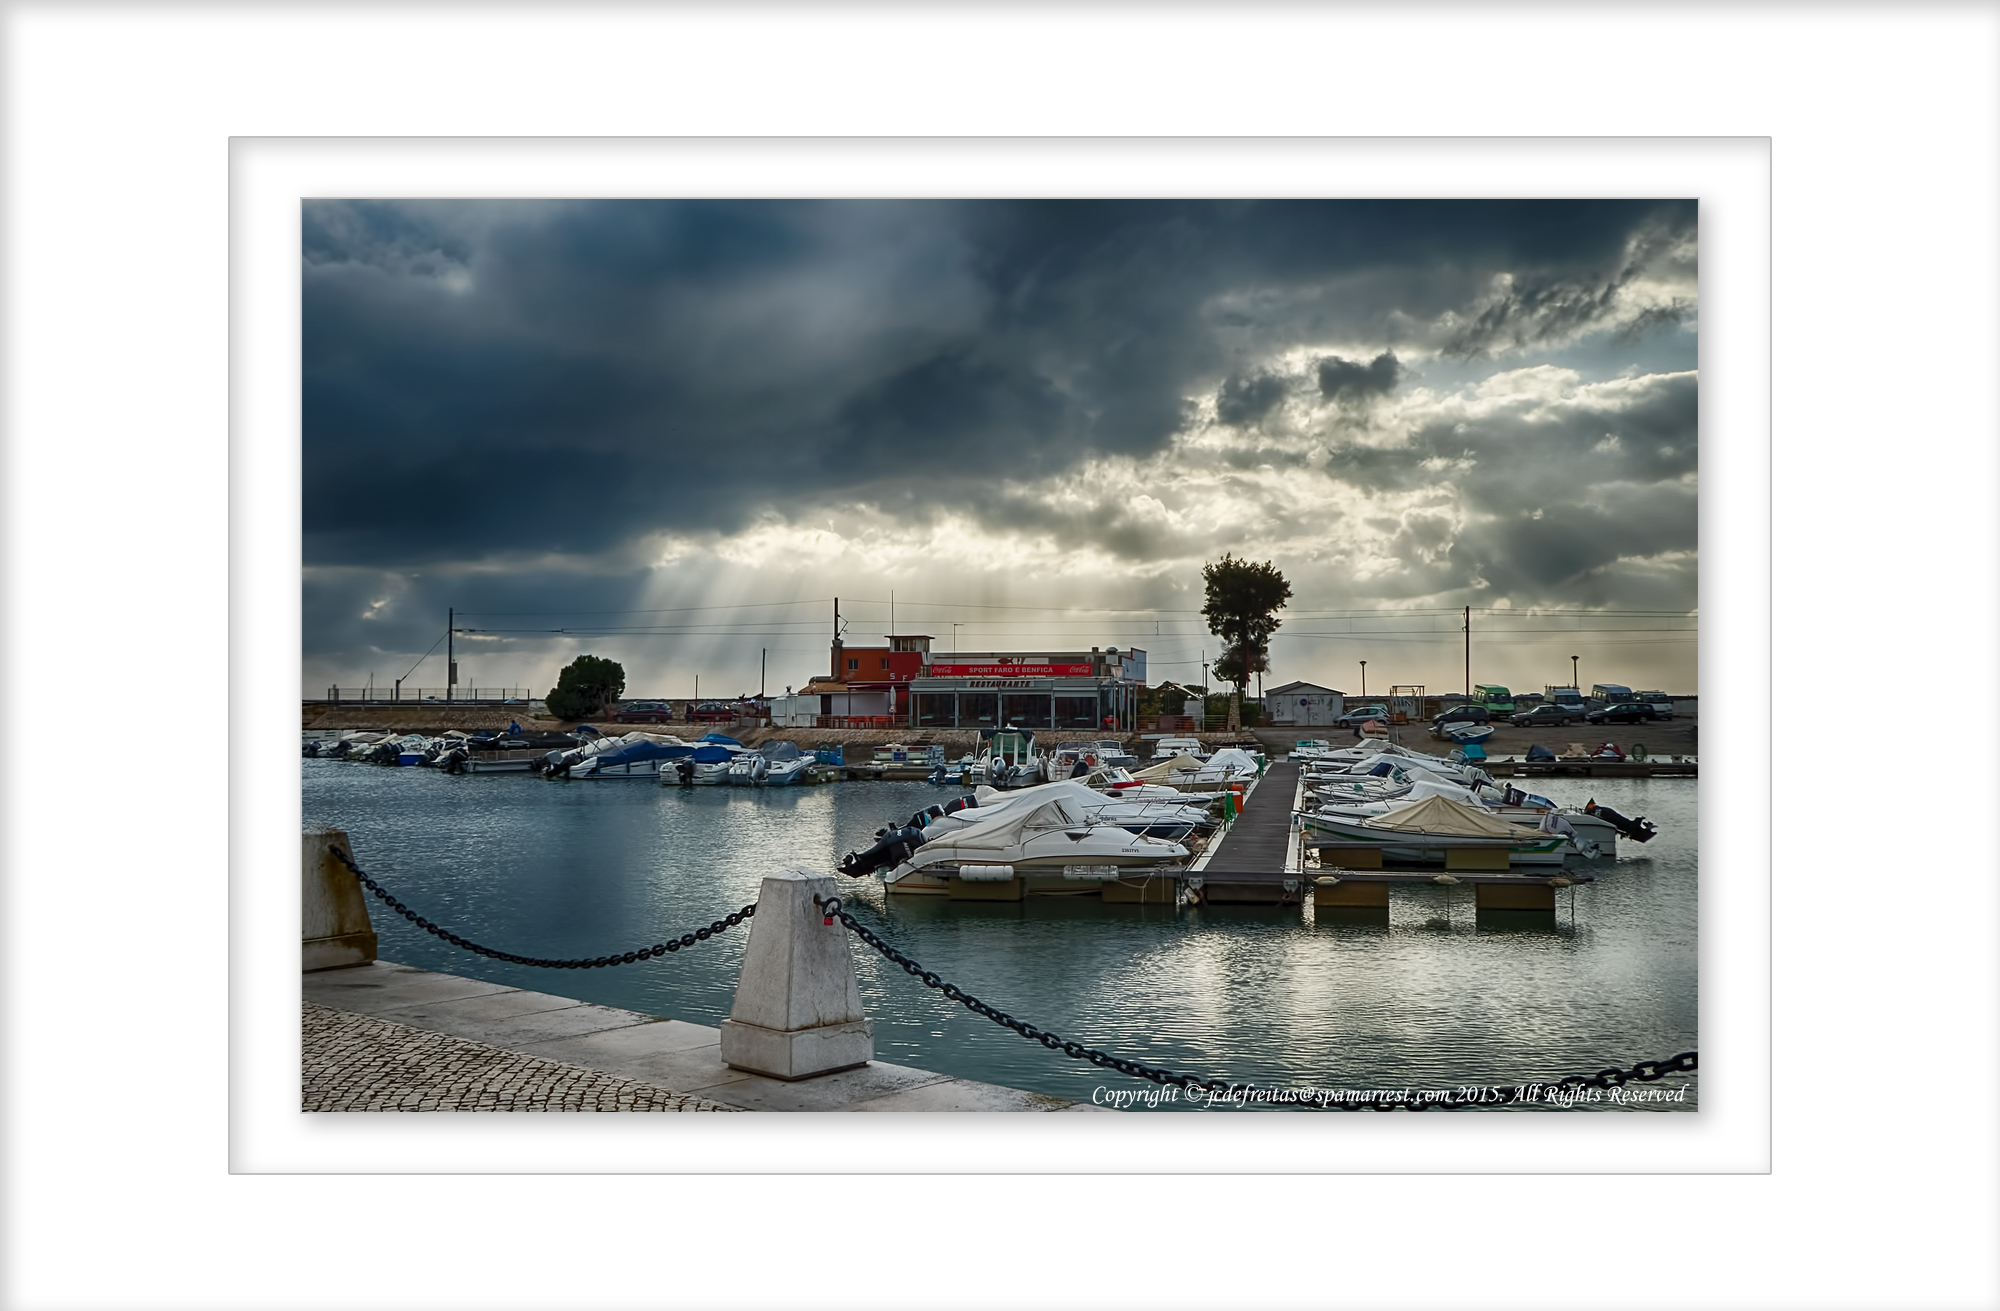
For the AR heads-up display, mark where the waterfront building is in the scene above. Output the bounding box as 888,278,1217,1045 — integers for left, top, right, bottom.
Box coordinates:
1263,680,1347,727
804,634,1149,731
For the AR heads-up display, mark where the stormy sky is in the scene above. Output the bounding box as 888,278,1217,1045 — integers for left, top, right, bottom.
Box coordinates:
303,199,1698,699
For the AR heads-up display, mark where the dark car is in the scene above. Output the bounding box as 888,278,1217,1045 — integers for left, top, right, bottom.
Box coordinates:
1334,704,1391,728
688,701,740,722
1586,701,1660,725
1511,703,1579,727
611,700,676,724
1431,705,1490,728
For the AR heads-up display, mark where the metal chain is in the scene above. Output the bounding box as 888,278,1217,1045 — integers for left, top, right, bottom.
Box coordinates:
329,844,754,970
815,894,1696,1111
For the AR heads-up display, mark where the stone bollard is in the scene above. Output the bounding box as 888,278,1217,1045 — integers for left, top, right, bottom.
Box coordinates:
303,828,377,971
719,868,874,1080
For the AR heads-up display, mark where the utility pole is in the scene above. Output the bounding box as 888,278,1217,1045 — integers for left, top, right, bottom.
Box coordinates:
446,607,455,704
1463,605,1470,699
760,648,766,699
1360,660,1367,698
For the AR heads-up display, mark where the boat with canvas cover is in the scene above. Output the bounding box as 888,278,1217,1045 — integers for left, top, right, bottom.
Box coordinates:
839,789,1189,894
1309,778,1620,856
1298,794,1576,866
960,777,1218,839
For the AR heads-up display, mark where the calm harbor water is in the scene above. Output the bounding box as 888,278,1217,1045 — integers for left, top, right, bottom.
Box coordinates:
303,759,1698,1110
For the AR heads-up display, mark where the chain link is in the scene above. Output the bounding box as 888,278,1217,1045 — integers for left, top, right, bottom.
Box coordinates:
815,894,1696,1111
329,844,754,970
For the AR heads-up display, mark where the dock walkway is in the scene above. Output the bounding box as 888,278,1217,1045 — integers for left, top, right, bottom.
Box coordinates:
1195,759,1301,875
304,960,1105,1112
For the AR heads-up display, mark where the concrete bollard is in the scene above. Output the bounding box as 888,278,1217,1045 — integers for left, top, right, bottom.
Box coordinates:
719,868,874,1080
303,828,377,972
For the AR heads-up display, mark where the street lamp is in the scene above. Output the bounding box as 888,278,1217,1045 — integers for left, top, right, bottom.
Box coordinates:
1359,660,1367,698
1571,655,1580,690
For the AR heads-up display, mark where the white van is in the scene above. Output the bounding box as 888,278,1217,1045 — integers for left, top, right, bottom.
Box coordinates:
1634,691,1675,720
1588,683,1634,708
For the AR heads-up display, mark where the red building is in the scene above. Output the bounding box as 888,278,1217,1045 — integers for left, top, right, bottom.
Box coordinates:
820,634,931,723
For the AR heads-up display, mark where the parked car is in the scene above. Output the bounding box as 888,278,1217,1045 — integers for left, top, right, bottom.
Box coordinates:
1635,691,1675,720
611,700,677,724
1431,705,1490,728
1511,703,1579,727
1334,704,1391,729
1586,701,1660,725
688,701,740,722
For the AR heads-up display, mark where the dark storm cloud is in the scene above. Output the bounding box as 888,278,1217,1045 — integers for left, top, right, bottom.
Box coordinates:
1215,371,1291,425
304,198,1695,571
1317,351,1403,401
1438,211,1696,358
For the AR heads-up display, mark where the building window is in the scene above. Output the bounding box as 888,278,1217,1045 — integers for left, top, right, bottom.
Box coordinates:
847,658,858,671
880,658,890,670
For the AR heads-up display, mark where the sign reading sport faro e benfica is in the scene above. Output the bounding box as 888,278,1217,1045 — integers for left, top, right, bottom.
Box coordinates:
927,663,1095,677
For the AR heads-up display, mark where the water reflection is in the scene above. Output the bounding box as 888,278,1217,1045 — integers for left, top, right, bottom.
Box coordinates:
303,764,1697,1110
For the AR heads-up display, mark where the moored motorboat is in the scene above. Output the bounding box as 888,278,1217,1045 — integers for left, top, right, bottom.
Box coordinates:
840,788,1189,894
1299,794,1577,866
978,727,1044,789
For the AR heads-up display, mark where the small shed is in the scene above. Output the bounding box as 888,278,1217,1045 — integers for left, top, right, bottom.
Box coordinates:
1265,680,1346,727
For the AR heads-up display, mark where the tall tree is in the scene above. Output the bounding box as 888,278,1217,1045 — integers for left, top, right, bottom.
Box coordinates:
545,654,627,721
1201,554,1292,730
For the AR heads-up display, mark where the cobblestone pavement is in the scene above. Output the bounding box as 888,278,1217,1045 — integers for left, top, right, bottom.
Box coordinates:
303,1002,745,1112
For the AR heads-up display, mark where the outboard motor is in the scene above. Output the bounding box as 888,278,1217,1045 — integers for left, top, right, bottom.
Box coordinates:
674,758,695,788
325,739,351,759
905,804,948,830
941,795,979,817
1584,800,1657,843
838,824,927,878
438,748,469,775
302,740,321,758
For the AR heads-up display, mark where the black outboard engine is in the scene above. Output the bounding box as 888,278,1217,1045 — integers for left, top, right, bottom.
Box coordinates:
325,739,351,759
1584,800,1657,843
302,740,321,758
838,825,927,878
674,758,695,787
940,794,978,818
905,804,948,830
438,748,469,775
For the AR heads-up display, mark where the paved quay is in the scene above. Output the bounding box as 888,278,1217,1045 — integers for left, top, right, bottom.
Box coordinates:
304,960,1106,1113
304,1001,742,1111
